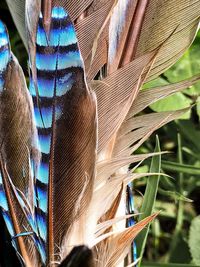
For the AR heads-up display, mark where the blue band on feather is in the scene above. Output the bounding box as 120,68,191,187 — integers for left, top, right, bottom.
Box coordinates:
38,134,51,154
0,49,9,73
52,6,68,19
0,21,6,34
36,50,82,71
0,188,9,211
36,213,47,243
0,21,10,78
37,187,47,213
37,25,78,47
2,211,15,236
37,162,49,184
30,74,74,98
34,106,53,129
0,32,9,46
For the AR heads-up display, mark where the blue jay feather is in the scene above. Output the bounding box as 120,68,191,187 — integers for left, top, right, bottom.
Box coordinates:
0,21,10,91
127,185,137,262
0,21,17,242
30,6,97,265
0,21,40,267
0,173,15,237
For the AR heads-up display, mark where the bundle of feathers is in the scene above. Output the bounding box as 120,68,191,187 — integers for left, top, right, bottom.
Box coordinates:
0,0,200,266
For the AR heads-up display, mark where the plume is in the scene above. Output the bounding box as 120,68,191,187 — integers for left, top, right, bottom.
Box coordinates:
0,20,40,267
0,1,200,266
29,6,97,265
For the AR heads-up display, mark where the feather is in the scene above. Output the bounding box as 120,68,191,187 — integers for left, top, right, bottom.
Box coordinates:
0,20,40,267
126,186,137,262
0,20,37,210
108,0,146,72
91,50,156,152
94,213,158,267
88,0,200,79
5,0,27,48
114,108,190,157
29,6,97,265
128,75,200,119
7,1,200,80
0,162,39,267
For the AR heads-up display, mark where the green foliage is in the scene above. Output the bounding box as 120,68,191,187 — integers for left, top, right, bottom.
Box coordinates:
189,216,200,265
161,161,200,175
150,93,192,119
135,30,200,266
165,31,200,96
136,136,161,267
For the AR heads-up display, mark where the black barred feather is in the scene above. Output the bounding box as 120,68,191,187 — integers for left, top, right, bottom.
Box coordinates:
29,6,97,266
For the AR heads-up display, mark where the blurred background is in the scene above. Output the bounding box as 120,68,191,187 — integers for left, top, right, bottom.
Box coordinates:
0,1,200,266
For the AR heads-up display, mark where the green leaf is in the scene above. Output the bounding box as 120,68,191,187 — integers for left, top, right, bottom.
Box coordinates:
197,97,200,120
158,188,192,202
169,231,192,263
159,174,176,191
143,76,169,89
150,93,192,119
161,161,200,175
177,120,200,151
136,136,161,266
189,216,200,265
164,31,200,96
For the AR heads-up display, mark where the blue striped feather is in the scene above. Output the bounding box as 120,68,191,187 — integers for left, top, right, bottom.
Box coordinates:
0,21,14,239
0,173,15,237
0,21,10,92
127,185,137,262
30,6,87,262
0,20,44,264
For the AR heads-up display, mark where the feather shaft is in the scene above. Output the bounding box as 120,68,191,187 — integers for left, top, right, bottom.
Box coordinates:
0,158,34,267
41,0,52,35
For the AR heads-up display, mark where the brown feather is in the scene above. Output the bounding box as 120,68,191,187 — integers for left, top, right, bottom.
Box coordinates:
0,55,37,206
0,157,39,267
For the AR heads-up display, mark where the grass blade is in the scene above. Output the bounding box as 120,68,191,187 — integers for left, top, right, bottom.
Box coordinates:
162,161,200,175
136,136,161,266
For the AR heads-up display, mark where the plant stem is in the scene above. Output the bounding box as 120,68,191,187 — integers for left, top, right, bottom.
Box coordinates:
169,133,184,260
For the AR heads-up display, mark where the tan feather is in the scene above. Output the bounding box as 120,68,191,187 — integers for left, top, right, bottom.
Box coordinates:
94,213,158,267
